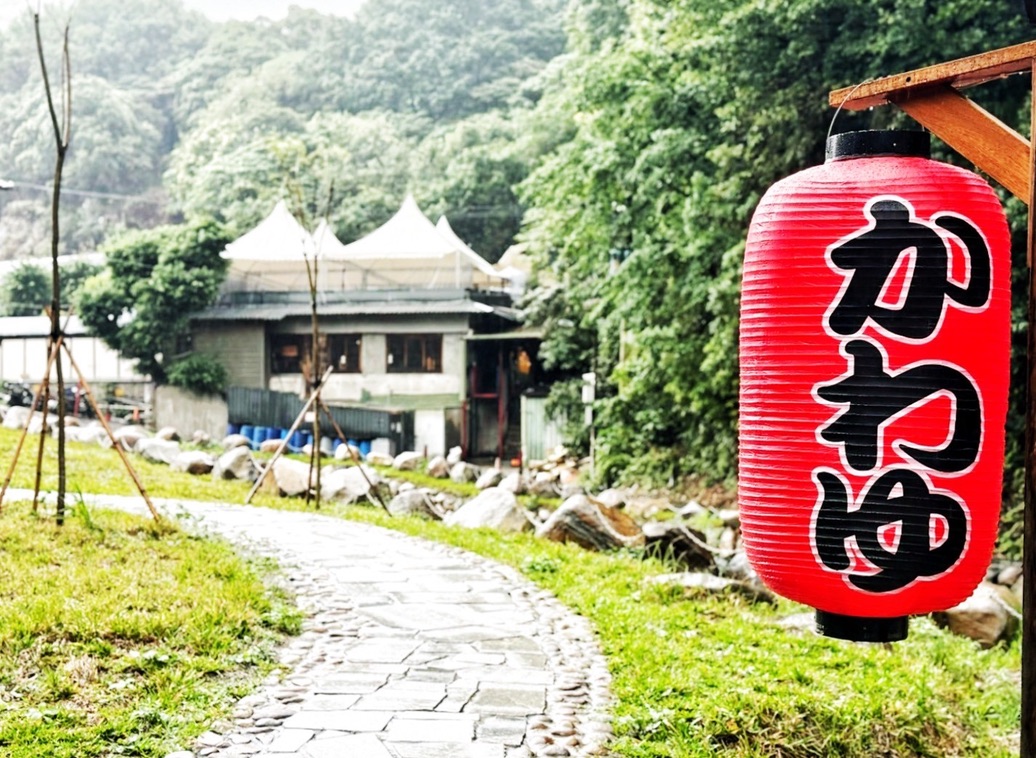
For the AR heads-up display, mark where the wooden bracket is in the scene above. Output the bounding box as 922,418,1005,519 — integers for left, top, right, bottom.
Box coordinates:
830,40,1036,204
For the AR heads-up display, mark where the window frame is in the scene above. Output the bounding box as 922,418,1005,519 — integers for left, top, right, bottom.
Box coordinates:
386,333,442,374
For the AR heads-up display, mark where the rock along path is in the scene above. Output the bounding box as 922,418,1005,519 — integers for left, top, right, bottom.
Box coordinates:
26,492,614,758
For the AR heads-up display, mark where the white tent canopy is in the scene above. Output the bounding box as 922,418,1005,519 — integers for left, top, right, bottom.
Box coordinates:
221,196,510,293
222,200,315,261
221,200,318,292
328,195,456,261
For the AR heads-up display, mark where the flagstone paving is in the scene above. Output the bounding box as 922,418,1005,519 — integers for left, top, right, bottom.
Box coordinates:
29,492,614,758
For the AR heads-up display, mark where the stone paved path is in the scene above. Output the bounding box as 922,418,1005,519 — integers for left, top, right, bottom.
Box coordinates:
30,492,614,758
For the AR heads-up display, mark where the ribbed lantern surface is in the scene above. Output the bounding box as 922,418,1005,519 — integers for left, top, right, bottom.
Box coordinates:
739,131,1010,641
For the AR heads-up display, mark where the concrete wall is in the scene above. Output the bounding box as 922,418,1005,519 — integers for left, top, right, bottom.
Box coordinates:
193,323,266,389
153,385,229,442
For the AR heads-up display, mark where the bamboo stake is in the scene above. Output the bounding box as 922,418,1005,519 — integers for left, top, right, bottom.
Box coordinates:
246,366,334,504
317,398,389,512
0,333,63,510
60,342,161,522
32,366,51,513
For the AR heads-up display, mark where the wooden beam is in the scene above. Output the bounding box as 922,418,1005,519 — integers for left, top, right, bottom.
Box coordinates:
887,85,1031,203
830,40,1036,110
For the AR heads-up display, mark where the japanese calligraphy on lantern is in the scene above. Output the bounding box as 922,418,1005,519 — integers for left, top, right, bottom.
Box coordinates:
738,131,1010,638
809,195,988,594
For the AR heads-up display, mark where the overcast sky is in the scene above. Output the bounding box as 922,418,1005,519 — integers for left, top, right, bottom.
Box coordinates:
179,0,368,22
0,0,368,28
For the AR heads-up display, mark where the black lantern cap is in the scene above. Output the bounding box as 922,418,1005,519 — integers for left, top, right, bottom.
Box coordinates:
826,130,930,162
815,610,909,642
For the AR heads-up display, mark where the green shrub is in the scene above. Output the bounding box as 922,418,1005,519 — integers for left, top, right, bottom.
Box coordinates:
166,354,228,397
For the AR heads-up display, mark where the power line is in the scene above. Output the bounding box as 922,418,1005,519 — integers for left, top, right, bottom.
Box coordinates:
0,178,161,204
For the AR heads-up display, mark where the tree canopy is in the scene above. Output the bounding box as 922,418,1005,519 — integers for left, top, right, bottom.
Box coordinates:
517,0,1032,489
75,221,230,381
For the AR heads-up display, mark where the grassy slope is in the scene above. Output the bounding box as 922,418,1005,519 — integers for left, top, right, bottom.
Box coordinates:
0,427,1021,757
0,430,303,758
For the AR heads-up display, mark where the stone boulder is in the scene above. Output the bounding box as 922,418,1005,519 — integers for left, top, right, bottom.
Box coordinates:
334,443,362,462
393,451,424,471
425,455,450,478
674,500,709,519
932,582,1020,648
446,445,464,465
135,438,181,466
322,466,381,505
527,471,560,498
366,451,394,467
272,457,313,497
716,509,741,529
717,550,758,583
450,462,479,484
113,425,149,450
155,426,180,442
191,430,211,446
388,490,442,520
259,438,284,454
222,433,252,450
171,450,216,476
642,521,715,571
445,488,531,533
497,471,526,494
213,446,259,482
66,424,108,446
536,494,644,552
646,572,776,605
2,406,31,429
594,488,628,509
475,468,504,490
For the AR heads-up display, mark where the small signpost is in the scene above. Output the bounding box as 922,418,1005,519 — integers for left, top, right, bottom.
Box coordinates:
828,40,1036,756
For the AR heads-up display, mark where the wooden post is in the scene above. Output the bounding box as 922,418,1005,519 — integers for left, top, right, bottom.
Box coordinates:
830,40,1036,756
1023,58,1036,758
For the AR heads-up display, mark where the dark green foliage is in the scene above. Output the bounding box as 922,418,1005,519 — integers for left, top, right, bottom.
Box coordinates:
519,0,1031,491
76,220,230,381
166,354,228,397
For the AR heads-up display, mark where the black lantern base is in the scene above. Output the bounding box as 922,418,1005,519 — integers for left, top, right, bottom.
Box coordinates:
815,611,908,642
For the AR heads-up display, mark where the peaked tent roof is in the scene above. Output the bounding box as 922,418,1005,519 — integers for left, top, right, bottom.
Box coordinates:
312,218,349,259
326,195,460,261
222,200,315,261
434,216,501,278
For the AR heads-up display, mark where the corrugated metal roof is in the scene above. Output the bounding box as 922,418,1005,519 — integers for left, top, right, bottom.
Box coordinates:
194,299,519,322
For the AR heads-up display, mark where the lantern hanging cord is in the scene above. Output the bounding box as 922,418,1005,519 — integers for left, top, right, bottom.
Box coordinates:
826,79,875,143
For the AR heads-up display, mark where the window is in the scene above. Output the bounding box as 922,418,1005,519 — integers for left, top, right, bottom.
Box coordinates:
387,334,442,373
271,334,306,374
271,333,362,374
328,334,362,373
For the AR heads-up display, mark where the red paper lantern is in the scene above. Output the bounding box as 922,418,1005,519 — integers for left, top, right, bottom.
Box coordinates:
739,131,1010,641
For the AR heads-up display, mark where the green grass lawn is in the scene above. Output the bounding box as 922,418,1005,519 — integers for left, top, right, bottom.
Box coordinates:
0,426,1022,757
0,499,301,758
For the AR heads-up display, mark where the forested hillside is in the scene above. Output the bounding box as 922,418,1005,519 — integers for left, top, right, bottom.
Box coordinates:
515,0,1032,554
2,0,1033,550
0,0,566,259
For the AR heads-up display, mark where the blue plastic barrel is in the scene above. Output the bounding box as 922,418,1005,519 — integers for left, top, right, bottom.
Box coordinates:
227,423,240,436
240,425,255,446
359,440,372,456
